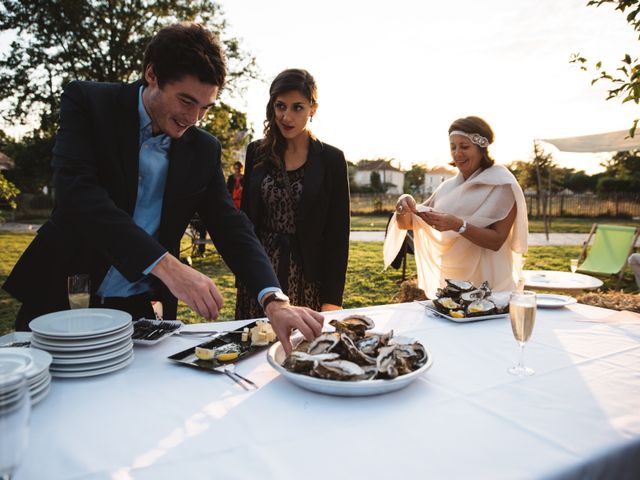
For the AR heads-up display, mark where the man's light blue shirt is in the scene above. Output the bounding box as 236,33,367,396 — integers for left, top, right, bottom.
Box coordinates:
97,87,170,297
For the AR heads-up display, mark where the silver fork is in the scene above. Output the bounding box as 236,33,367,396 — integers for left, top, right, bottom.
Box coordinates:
214,363,258,391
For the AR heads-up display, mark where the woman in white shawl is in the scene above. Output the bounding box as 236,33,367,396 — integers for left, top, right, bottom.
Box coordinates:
384,116,528,298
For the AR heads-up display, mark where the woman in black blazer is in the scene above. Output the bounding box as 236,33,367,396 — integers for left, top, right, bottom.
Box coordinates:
235,69,350,319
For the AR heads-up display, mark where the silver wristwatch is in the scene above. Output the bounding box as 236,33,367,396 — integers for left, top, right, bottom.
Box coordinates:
261,291,290,310
457,220,468,234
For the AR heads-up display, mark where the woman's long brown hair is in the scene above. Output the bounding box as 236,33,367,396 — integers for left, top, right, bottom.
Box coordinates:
255,69,318,168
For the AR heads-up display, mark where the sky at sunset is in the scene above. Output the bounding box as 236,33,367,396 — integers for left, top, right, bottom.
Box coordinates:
219,0,638,174
0,0,637,175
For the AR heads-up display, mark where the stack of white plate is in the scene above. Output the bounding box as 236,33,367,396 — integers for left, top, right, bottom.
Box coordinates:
0,348,53,405
0,350,33,410
29,309,134,378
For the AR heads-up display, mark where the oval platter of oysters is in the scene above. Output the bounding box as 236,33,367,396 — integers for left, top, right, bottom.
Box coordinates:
419,279,510,322
267,314,433,397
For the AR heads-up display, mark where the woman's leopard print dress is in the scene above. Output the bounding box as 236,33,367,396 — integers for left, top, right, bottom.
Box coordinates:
235,165,321,320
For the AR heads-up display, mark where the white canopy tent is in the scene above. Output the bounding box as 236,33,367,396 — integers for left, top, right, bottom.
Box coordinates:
540,129,640,152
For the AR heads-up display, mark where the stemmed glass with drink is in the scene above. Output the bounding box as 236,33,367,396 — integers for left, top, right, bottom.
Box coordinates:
570,259,579,273
508,290,537,376
68,274,90,309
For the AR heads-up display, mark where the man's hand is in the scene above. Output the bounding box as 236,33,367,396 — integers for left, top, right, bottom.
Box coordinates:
264,301,324,355
151,254,223,320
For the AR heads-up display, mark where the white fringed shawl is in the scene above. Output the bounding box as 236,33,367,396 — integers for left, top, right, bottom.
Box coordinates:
384,165,528,298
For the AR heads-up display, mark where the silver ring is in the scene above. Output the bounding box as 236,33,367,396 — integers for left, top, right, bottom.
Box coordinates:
397,205,404,212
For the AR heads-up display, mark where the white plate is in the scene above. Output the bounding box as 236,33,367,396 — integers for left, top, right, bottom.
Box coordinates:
31,383,51,406
536,294,577,308
33,320,131,341
418,300,509,323
51,341,133,365
31,325,133,351
266,342,433,397
41,336,132,359
0,348,52,380
0,331,32,347
29,309,132,337
0,350,34,376
51,349,133,372
30,372,51,393
51,352,134,378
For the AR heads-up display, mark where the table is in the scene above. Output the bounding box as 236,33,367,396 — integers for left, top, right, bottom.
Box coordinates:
15,303,640,479
523,269,604,292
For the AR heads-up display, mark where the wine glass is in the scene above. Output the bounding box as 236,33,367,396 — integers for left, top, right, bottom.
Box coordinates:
570,258,579,273
508,290,537,376
68,274,90,309
0,372,31,479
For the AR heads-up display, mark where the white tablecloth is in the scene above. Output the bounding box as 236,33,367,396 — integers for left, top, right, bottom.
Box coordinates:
15,302,640,479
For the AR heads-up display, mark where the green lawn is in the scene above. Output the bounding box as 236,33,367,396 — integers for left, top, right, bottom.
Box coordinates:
351,214,639,233
0,232,637,335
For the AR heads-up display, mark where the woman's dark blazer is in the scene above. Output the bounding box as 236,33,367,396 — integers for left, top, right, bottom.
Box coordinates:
240,138,350,306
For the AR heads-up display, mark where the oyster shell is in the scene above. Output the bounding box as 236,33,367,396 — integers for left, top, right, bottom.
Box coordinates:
376,345,399,379
307,333,341,355
433,297,461,313
445,279,475,293
466,298,496,317
459,289,486,305
340,333,377,366
329,315,375,339
282,351,340,374
311,359,368,381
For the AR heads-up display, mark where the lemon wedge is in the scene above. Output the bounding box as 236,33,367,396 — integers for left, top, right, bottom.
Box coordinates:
216,351,239,362
195,346,215,360
450,310,465,318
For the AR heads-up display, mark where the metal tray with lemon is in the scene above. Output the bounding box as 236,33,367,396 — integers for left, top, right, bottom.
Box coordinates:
168,320,277,372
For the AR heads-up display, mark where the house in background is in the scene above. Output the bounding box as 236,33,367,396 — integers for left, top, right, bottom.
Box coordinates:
424,165,456,195
353,159,405,194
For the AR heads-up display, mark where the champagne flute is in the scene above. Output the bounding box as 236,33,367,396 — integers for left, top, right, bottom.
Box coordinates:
570,258,579,273
68,274,90,309
0,372,31,479
508,290,537,376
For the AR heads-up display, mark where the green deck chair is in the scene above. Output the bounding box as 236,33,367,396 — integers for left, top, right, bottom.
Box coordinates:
577,224,640,284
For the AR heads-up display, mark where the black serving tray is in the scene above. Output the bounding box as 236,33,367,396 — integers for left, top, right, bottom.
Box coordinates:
168,321,275,371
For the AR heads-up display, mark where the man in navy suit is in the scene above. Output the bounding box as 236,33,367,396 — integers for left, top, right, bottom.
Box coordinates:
3,22,321,353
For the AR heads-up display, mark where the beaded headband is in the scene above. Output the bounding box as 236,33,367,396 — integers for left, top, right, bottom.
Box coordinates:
449,130,490,148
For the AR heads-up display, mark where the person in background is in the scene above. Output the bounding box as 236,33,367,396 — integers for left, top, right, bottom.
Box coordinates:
3,23,322,354
384,116,529,298
226,160,244,209
235,68,350,319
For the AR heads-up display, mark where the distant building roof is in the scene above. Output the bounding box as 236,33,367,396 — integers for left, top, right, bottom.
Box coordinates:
0,152,14,171
426,165,456,175
356,160,402,172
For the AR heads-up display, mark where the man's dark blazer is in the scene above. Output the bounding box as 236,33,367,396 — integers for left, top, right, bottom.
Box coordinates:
3,80,278,329
240,138,350,306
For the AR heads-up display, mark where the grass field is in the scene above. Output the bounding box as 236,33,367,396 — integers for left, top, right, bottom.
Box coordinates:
0,231,637,335
351,214,639,233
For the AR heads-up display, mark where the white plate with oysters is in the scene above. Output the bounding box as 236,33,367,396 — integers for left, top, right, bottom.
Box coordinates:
419,279,510,323
267,315,433,397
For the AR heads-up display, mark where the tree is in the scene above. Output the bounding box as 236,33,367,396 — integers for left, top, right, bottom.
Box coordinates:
571,0,640,136
403,163,426,194
0,171,20,221
370,171,383,192
601,149,640,178
0,0,258,185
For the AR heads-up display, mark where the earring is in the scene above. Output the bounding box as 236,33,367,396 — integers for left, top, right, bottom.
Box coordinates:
310,116,313,123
